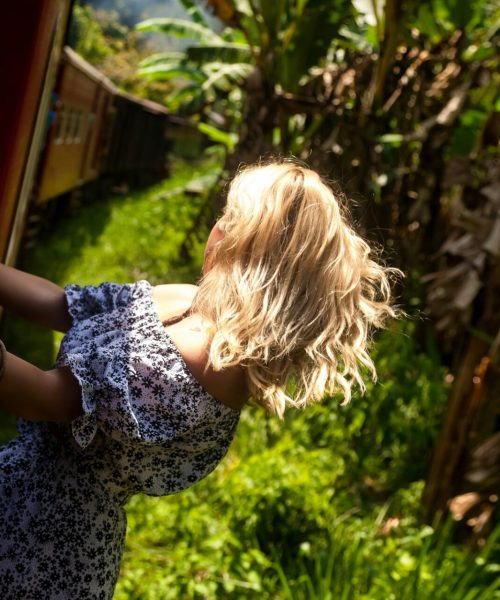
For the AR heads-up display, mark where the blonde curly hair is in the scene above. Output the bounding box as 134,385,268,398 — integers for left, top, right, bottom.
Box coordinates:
192,161,401,417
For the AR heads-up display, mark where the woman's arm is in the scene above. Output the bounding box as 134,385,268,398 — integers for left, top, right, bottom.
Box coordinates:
0,343,83,422
0,264,72,332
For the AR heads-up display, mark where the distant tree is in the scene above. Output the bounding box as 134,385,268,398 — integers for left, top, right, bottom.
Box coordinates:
68,4,175,105
68,4,114,64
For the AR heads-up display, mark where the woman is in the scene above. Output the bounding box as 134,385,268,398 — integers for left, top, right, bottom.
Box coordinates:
0,162,399,598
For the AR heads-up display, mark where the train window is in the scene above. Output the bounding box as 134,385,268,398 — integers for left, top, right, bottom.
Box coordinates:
83,113,93,141
76,112,83,144
54,107,66,144
70,111,77,143
63,108,74,144
66,109,77,144
63,109,71,143
73,111,83,143
65,110,72,144
81,111,91,142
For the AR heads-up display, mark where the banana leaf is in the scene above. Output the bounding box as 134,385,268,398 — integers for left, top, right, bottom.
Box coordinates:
136,18,223,45
139,52,186,69
198,122,237,150
179,0,209,27
201,62,253,91
138,64,206,83
186,43,251,65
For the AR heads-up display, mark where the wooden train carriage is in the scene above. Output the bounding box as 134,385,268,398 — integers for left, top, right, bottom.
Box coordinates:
104,93,169,183
37,47,116,203
0,0,72,264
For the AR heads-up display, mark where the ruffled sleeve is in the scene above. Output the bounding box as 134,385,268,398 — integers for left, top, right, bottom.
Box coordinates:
58,340,216,449
56,280,238,455
64,282,134,322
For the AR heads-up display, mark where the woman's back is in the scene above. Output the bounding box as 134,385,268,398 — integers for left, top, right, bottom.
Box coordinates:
152,283,248,411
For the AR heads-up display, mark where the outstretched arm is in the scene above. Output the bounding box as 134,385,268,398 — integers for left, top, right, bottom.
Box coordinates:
0,342,82,422
0,264,72,332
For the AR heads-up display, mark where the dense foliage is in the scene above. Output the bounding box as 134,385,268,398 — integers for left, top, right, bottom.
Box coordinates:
136,0,499,257
68,3,176,104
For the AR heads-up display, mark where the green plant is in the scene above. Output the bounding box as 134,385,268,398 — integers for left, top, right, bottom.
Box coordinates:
275,519,500,600
282,320,450,500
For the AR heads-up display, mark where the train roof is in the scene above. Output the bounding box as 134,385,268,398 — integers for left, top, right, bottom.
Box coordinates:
115,91,169,116
63,46,170,116
62,46,117,93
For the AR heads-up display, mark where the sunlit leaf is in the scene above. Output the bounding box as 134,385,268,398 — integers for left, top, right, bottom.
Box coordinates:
201,62,253,91
136,18,223,45
352,0,384,28
138,64,206,83
138,52,186,69
338,25,374,52
198,122,237,149
378,133,404,145
179,0,209,27
186,43,251,65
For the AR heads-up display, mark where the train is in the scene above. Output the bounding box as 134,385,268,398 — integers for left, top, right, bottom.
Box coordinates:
0,0,202,267
37,46,171,203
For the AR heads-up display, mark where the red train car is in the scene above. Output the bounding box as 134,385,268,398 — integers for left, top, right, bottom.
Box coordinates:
0,0,73,264
37,46,170,201
38,47,116,203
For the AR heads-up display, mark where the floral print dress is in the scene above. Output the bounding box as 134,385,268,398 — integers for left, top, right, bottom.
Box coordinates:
0,281,240,599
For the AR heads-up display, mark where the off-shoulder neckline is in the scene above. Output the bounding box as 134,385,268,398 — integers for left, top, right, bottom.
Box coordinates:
140,280,241,416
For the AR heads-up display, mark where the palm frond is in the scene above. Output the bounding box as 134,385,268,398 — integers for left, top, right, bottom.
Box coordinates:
186,43,251,65
138,52,186,69
136,18,223,45
138,64,206,83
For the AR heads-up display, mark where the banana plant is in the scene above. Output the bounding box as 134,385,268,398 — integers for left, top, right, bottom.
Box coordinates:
208,0,350,163
137,0,351,157
136,2,253,119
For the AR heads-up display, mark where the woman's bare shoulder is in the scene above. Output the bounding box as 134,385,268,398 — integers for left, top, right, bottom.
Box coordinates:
151,283,198,322
151,283,247,410
152,283,199,301
169,320,248,411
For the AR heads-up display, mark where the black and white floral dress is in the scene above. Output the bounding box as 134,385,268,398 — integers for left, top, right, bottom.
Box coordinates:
0,281,240,599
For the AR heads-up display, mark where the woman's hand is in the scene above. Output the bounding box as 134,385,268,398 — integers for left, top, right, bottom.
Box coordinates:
0,341,82,422
0,264,72,332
